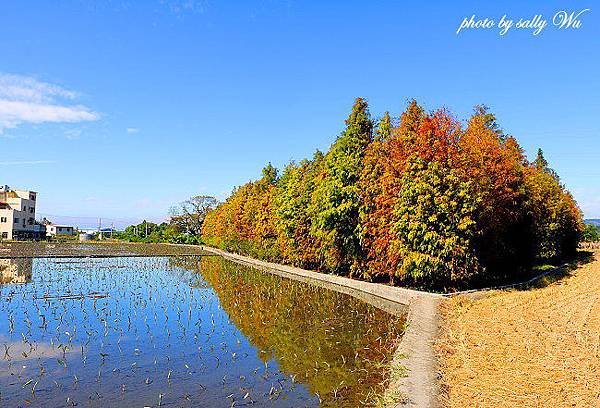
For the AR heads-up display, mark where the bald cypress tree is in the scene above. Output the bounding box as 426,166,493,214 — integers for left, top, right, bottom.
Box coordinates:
534,148,549,171
309,97,373,274
534,148,559,181
375,111,392,142
358,111,396,278
398,99,425,142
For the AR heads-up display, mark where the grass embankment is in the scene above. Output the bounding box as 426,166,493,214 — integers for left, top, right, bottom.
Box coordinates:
437,250,600,407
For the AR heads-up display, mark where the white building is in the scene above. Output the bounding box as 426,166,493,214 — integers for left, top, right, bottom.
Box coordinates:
46,224,75,237
0,185,38,240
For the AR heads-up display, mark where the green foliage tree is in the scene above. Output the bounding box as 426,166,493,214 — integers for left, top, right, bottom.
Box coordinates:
374,111,392,142
392,156,481,288
524,167,582,260
533,148,559,180
309,97,373,274
117,219,202,245
261,162,278,185
534,148,549,170
583,224,600,242
274,151,324,268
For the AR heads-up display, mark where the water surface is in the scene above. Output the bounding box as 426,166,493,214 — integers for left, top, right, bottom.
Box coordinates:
0,255,405,407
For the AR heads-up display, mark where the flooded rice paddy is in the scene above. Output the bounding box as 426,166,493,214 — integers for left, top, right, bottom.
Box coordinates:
0,241,210,258
0,247,406,407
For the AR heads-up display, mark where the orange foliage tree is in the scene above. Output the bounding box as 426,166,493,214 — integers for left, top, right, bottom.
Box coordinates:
202,99,583,290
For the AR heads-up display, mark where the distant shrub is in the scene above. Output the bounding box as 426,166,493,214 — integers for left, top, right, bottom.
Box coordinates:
116,221,202,245
583,224,600,242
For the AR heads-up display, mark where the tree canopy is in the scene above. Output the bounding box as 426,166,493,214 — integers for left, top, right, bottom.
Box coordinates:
202,99,583,290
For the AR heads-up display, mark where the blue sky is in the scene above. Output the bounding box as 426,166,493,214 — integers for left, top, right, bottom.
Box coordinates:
1,0,598,226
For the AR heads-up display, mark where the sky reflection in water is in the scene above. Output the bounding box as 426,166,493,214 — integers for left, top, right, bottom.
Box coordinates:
0,256,405,407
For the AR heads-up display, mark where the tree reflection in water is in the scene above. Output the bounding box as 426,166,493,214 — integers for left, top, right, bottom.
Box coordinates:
174,256,407,406
0,258,32,284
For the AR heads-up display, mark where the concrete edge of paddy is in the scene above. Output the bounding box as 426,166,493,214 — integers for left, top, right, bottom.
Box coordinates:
197,245,442,408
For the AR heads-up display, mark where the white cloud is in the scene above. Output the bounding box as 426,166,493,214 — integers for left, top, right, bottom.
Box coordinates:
0,73,77,102
0,160,55,165
64,128,83,139
0,73,99,132
126,127,139,134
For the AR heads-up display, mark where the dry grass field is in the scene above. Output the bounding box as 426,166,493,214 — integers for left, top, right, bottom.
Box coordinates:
437,250,600,408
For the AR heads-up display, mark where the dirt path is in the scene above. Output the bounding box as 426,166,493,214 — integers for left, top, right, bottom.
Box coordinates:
393,295,442,408
437,251,600,407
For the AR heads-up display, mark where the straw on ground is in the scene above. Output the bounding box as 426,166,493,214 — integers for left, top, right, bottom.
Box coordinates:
437,250,600,407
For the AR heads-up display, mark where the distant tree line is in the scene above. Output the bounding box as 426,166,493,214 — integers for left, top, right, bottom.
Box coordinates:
117,196,217,245
201,98,583,290
583,224,600,242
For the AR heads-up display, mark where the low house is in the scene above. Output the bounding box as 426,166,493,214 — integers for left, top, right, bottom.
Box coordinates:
46,224,75,237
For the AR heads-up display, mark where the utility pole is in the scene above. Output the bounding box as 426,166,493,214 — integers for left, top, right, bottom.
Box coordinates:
145,221,148,238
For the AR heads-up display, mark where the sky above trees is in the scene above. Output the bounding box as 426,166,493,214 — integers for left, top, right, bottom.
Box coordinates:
1,1,598,220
